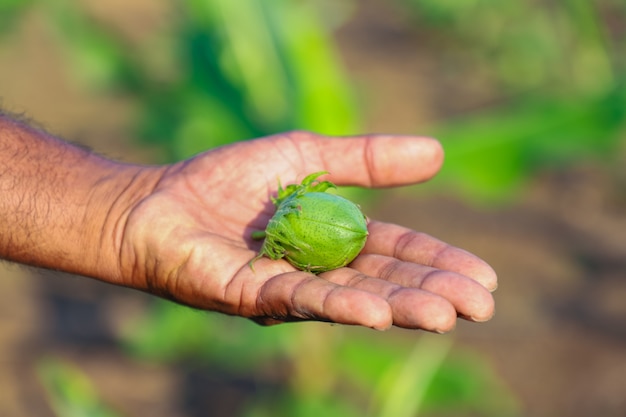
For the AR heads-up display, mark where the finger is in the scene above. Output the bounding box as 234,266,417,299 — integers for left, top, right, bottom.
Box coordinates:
283,132,444,188
322,267,457,332
349,254,495,322
255,271,393,330
364,221,498,291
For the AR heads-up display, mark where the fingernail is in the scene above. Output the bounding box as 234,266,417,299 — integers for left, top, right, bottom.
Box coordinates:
433,322,456,334
373,322,392,331
469,310,495,323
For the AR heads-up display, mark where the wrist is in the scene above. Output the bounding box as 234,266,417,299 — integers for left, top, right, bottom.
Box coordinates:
91,162,167,287
0,115,165,284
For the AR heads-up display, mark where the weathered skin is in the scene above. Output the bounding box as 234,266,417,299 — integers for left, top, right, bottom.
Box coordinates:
252,171,368,273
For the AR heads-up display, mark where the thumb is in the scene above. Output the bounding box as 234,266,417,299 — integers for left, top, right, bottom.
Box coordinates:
302,133,444,188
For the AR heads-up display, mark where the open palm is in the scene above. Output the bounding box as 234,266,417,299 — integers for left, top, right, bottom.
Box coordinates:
120,132,496,332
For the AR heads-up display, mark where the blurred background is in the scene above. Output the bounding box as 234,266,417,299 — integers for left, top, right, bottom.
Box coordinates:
1,0,625,416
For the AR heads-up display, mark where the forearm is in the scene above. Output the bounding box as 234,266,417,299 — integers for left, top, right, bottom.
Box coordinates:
0,115,159,282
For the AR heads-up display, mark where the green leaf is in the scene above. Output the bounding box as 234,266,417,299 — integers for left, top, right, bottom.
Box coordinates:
38,358,124,417
429,90,626,203
422,350,521,416
369,335,453,417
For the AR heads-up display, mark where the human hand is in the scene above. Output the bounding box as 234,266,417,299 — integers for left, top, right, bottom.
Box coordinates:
117,131,496,332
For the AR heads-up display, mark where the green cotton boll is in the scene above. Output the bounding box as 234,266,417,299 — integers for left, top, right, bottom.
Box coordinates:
252,172,368,273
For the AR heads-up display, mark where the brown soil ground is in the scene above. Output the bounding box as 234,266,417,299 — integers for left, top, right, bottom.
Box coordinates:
1,2,625,417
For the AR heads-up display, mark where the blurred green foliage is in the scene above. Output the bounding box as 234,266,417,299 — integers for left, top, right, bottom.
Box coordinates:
4,0,625,416
37,0,360,161
402,0,626,202
429,90,626,201
0,0,33,36
37,358,123,417
121,302,519,417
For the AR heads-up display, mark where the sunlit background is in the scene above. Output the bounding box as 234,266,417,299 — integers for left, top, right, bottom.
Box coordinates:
1,1,625,416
